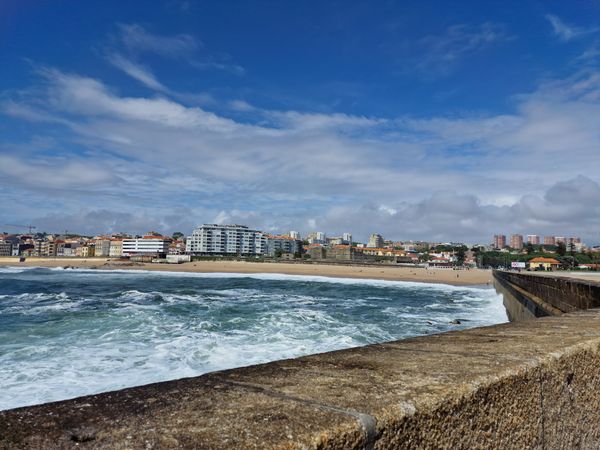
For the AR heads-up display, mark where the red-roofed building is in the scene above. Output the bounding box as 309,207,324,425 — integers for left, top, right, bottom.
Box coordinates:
529,257,560,271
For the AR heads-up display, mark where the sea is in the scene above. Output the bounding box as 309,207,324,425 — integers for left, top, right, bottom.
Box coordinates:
0,266,507,411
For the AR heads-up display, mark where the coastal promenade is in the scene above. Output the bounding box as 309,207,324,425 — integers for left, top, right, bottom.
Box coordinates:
2,271,600,448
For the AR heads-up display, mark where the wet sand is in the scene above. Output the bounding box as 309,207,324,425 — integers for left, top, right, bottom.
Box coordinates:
0,257,493,286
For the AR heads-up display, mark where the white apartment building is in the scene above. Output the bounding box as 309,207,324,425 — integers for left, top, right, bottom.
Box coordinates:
186,224,267,255
289,231,300,239
266,235,302,256
342,233,353,244
307,231,326,245
122,235,170,257
60,245,78,257
368,233,384,248
95,239,111,257
109,240,123,257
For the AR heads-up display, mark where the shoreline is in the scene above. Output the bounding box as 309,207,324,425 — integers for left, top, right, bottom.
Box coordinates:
0,257,493,286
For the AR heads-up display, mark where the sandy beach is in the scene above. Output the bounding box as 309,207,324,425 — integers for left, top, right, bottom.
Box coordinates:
0,257,493,286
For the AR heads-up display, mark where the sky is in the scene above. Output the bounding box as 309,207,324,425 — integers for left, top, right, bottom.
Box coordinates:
1,0,599,244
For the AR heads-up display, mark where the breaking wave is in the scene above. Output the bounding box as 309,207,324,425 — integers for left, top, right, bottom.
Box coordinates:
0,267,507,410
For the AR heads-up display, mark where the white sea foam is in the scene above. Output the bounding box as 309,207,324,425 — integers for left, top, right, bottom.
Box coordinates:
2,265,492,291
0,267,507,411
0,266,33,274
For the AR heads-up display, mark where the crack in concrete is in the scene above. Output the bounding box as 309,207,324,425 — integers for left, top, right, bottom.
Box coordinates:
538,369,546,450
217,378,378,450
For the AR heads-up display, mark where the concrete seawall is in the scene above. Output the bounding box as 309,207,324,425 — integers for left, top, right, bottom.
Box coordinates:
493,270,600,320
2,273,600,449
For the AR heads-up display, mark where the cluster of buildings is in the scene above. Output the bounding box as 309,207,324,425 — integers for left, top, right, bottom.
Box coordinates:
492,234,584,252
0,225,305,260
0,224,455,266
0,232,184,260
183,226,481,266
2,224,596,269
185,224,302,257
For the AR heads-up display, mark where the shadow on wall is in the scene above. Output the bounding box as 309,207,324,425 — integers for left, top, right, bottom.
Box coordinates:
494,276,540,322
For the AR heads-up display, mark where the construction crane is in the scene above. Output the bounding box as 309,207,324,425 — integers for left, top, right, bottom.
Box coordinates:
1,224,37,234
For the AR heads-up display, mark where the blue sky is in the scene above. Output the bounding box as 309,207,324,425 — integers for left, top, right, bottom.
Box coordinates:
1,0,600,243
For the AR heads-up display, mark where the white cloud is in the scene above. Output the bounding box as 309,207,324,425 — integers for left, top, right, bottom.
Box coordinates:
38,69,240,132
228,100,256,111
117,23,198,57
0,154,118,190
575,42,600,63
190,59,246,76
20,174,600,242
311,177,600,243
415,22,513,75
113,24,244,76
545,14,599,42
107,53,167,91
2,66,600,242
267,110,385,131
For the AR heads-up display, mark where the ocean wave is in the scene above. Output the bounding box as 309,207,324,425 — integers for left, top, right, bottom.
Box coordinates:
2,265,492,292
0,292,85,315
0,266,35,274
0,267,506,411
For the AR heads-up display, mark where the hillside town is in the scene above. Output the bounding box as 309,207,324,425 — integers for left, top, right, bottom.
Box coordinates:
1,224,599,271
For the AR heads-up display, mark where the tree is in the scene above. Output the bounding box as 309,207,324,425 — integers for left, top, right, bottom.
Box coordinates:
557,242,567,257
526,242,534,255
172,231,184,240
559,256,576,269
456,247,466,266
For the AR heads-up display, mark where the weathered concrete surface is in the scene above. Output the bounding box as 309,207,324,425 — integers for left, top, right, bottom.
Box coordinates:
3,308,600,449
539,271,600,283
493,270,600,318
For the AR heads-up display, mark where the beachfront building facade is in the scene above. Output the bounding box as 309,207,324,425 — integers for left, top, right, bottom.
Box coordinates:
186,224,267,256
76,245,94,257
266,235,302,257
56,242,78,257
122,235,170,257
109,240,123,257
94,239,111,257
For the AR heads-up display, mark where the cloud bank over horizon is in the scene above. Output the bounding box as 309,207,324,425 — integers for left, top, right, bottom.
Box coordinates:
1,4,600,244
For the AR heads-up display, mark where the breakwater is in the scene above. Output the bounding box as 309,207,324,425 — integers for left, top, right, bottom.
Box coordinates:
1,271,600,449
493,270,600,320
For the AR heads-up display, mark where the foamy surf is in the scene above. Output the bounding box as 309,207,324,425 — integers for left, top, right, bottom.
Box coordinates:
0,267,507,411
1,265,488,291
